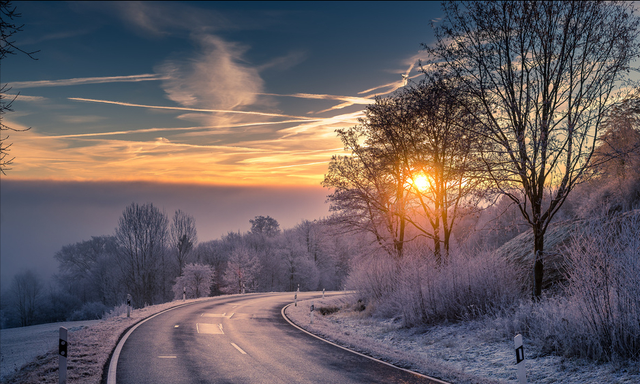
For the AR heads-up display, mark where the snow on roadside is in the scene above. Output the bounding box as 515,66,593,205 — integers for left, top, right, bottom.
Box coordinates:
1,320,101,381
1,298,212,384
285,295,640,384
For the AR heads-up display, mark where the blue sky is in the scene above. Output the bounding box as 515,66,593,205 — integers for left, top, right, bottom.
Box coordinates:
4,1,441,184
1,1,443,288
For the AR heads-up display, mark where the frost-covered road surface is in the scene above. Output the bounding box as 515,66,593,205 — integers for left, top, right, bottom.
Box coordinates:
112,292,441,383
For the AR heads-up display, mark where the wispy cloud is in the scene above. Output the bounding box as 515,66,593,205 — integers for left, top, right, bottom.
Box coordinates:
156,35,265,112
4,94,47,102
260,92,374,114
9,74,165,89
68,97,315,120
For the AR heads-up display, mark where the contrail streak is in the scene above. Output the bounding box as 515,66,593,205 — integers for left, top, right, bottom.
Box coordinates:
68,97,317,120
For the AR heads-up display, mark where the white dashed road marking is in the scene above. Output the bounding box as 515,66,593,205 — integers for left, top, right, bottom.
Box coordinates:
230,343,247,355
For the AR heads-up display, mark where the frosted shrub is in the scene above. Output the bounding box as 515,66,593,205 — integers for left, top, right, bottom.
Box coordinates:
344,250,398,314
509,212,640,361
103,303,129,319
346,245,522,326
68,301,108,321
399,250,521,326
560,213,640,360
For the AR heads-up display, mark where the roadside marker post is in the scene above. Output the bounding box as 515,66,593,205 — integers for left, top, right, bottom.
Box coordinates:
322,288,325,299
183,287,186,301
514,334,526,384
310,301,315,324
126,294,132,317
59,327,67,384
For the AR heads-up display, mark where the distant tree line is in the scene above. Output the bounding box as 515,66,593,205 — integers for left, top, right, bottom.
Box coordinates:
0,205,364,328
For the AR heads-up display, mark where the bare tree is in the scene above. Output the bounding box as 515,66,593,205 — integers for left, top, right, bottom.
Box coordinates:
426,1,640,297
1,0,38,174
170,209,198,277
324,78,485,264
54,236,118,306
323,109,410,259
9,270,42,326
115,203,169,307
383,76,486,264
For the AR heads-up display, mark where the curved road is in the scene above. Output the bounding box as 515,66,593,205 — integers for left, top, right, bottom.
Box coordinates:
112,292,443,383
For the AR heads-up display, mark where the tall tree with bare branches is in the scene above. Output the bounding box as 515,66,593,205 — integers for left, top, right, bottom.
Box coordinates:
425,1,640,297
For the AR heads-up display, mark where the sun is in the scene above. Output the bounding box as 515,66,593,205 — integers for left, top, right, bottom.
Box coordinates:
412,174,430,192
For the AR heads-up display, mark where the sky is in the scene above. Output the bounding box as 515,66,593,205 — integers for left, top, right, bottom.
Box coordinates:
1,1,443,289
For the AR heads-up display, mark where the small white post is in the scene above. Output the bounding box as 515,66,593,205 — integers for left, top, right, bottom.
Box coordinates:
59,327,67,384
183,287,186,301
322,288,325,299
126,294,132,317
514,334,526,384
310,301,315,324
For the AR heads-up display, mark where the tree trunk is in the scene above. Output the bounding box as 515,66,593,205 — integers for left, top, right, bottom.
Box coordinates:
533,226,544,299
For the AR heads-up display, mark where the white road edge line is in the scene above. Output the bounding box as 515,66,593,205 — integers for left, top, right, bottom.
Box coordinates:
158,355,177,358
281,302,451,384
230,342,247,355
219,323,224,334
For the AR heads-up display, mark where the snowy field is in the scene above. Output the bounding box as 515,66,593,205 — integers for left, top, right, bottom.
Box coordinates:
285,296,640,384
0,320,100,380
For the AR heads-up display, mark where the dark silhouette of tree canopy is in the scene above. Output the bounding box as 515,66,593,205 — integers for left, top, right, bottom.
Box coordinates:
425,1,640,297
250,215,280,237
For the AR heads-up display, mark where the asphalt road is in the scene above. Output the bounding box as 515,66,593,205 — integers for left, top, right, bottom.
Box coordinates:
112,292,442,383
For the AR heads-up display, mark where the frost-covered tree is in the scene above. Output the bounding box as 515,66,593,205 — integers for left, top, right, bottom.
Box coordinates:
115,203,169,307
9,270,42,326
426,0,640,297
172,263,214,299
170,209,198,277
222,247,260,294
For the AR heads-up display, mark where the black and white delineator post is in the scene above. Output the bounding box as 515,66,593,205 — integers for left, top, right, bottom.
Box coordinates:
322,288,325,299
126,294,132,317
295,286,299,306
59,326,68,384
183,287,186,301
310,301,315,324
514,334,526,384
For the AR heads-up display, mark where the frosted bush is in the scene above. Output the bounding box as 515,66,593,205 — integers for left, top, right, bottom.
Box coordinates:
346,245,522,326
67,301,107,321
103,303,129,319
505,212,640,361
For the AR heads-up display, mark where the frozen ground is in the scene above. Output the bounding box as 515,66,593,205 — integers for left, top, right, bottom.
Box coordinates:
3,294,638,383
0,320,100,380
285,295,640,384
0,298,213,384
